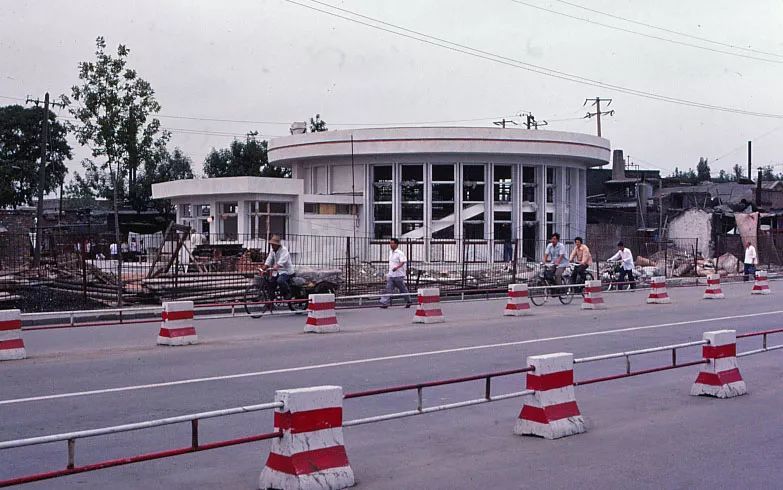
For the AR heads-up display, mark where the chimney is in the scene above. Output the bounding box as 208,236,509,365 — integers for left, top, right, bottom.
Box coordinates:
756,167,763,208
612,149,625,180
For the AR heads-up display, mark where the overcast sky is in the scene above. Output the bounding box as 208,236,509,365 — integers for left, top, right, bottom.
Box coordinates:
2,0,783,179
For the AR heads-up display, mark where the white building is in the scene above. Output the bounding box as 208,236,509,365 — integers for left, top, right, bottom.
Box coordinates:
152,127,609,261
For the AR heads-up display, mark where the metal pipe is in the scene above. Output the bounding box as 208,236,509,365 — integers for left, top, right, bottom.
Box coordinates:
190,419,199,450
737,344,783,357
574,340,706,364
67,439,75,470
574,359,708,386
0,401,282,450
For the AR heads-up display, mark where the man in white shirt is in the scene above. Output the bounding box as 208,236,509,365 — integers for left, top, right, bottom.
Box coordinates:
109,242,118,259
743,241,757,282
260,235,295,298
380,238,412,309
607,241,636,289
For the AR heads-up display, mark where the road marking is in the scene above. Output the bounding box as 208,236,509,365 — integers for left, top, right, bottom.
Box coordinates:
2,309,781,406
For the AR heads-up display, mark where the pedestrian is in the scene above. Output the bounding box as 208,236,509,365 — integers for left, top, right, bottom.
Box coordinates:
380,238,412,309
607,241,636,289
109,242,118,259
743,240,757,282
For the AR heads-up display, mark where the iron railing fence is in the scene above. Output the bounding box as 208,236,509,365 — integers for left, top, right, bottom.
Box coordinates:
0,230,704,312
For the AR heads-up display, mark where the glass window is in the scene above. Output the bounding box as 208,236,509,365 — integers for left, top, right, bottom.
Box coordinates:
547,186,554,203
432,203,454,220
401,203,424,221
463,223,484,239
181,204,192,218
522,166,535,183
433,225,454,239
374,223,393,239
304,203,317,214
373,166,393,202
522,186,536,202
493,165,512,203
522,212,537,222
401,164,424,202
249,201,288,239
494,222,512,241
432,183,455,202
547,167,555,185
432,164,454,181
402,222,423,234
463,165,485,202
373,166,393,239
374,204,392,221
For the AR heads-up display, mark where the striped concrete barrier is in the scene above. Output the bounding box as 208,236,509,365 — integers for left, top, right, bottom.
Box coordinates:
0,309,25,361
691,329,746,398
413,288,444,324
504,284,532,316
157,301,198,346
305,294,340,333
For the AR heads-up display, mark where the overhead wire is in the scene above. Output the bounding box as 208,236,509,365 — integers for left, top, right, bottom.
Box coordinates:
286,0,783,119
509,0,783,64
552,0,783,59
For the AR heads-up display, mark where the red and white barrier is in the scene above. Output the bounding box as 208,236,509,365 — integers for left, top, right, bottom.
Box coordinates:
157,301,198,346
305,293,340,333
703,274,725,299
581,280,606,310
514,352,585,440
0,309,25,361
504,284,532,316
646,276,671,304
751,270,770,295
691,329,746,398
413,287,444,324
259,386,355,490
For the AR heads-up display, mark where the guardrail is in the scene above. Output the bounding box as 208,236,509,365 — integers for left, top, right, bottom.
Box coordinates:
3,326,781,487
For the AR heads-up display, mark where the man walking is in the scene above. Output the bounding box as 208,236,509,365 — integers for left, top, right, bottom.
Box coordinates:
607,241,636,289
743,240,757,282
380,238,412,309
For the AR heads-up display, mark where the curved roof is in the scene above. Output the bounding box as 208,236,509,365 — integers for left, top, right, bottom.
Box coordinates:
268,127,610,166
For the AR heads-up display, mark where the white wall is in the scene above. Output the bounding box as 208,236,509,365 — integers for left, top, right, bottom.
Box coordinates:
667,208,712,257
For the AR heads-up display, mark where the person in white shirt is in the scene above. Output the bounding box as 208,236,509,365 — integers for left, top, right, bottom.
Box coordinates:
260,235,295,298
109,242,118,259
743,241,757,282
380,238,412,309
607,241,636,289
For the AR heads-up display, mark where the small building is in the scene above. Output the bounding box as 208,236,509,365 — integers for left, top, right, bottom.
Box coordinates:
152,126,610,262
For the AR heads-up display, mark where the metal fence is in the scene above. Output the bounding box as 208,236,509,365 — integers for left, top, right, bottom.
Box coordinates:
0,229,702,312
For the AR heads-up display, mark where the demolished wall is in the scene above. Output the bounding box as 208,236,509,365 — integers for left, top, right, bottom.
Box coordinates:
667,209,712,257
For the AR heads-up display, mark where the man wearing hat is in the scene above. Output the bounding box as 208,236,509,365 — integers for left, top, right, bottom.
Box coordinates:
260,235,295,299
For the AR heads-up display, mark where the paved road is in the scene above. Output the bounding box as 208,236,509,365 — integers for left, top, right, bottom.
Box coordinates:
1,281,781,489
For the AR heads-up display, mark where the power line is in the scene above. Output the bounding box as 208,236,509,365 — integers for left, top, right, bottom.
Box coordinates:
553,0,783,60
510,0,783,64
286,0,783,119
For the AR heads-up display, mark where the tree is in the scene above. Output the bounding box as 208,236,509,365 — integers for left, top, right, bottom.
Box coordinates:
716,169,729,183
65,36,170,305
141,147,195,214
309,113,328,132
203,135,289,178
0,104,71,208
732,164,744,181
696,157,711,182
63,171,98,209
761,165,776,181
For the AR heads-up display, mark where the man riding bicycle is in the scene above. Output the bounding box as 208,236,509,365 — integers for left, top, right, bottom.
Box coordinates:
569,236,592,285
259,235,295,299
543,232,569,286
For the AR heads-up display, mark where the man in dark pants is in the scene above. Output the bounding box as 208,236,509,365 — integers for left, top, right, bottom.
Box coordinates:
379,238,412,309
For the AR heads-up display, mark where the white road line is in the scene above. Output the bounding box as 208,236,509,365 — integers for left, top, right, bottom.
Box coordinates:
2,309,781,406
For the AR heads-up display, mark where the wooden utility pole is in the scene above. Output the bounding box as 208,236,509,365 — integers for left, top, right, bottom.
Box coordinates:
27,93,65,268
584,97,614,137
493,118,517,129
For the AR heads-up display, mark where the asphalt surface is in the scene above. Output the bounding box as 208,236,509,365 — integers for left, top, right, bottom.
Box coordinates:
1,281,782,489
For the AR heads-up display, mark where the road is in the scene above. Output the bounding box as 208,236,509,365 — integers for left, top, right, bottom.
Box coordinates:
1,281,782,489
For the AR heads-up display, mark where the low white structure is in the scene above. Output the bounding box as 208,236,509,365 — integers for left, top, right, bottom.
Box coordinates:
152,127,609,262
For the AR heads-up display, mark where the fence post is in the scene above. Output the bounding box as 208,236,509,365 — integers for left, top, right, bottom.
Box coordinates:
511,238,518,282
345,236,352,294
694,238,699,278
461,239,467,289
81,239,88,300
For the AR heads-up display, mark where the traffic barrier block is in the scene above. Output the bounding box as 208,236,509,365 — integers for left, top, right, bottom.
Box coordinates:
703,274,725,299
514,352,585,440
157,301,198,346
413,287,444,324
504,284,532,316
305,294,340,333
691,329,746,398
646,276,671,304
259,386,355,490
751,270,770,295
581,280,606,310
0,309,25,361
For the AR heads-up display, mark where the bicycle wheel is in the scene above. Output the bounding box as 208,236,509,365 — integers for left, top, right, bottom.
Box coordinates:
288,289,309,312
528,279,549,306
244,284,269,318
558,285,574,305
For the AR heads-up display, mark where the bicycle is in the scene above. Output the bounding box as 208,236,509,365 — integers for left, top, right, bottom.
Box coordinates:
565,263,594,295
600,261,638,291
244,270,308,318
528,263,575,306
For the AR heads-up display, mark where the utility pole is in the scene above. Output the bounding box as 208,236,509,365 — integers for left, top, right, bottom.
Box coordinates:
519,112,546,129
584,97,614,137
27,93,65,268
493,118,517,129
530,118,548,130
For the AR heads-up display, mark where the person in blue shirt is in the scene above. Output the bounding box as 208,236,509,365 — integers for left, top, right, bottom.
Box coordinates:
543,232,569,286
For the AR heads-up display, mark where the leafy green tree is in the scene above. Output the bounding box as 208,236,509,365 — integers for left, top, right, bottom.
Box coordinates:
64,36,170,305
140,147,195,214
696,157,711,182
732,164,744,181
204,135,289,178
309,113,328,132
0,104,71,208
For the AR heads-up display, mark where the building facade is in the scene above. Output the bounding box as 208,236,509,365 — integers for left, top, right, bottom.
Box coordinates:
153,127,609,261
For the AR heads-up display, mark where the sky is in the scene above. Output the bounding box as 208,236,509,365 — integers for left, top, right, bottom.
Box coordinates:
2,0,783,180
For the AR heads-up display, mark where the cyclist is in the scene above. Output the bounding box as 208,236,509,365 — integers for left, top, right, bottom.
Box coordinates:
607,241,636,289
543,232,569,286
259,235,295,299
569,236,592,285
